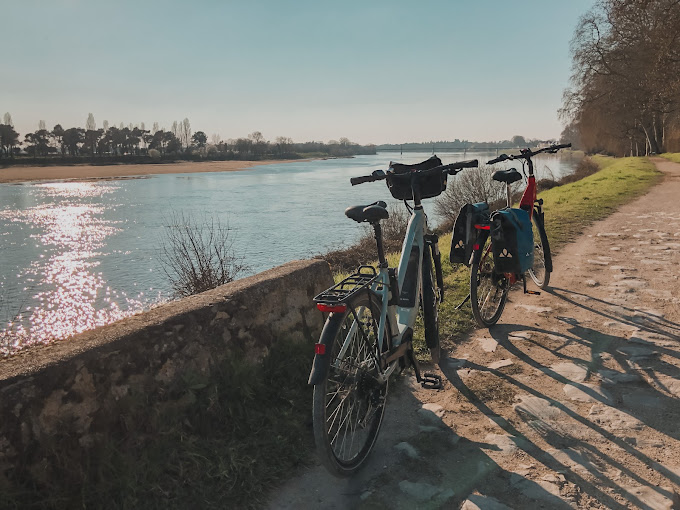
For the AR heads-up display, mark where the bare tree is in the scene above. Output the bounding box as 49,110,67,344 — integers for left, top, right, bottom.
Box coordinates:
86,113,96,131
152,122,159,134
103,119,109,131
562,0,680,154
3,112,13,127
159,212,248,297
38,120,46,130
180,117,191,148
210,133,221,145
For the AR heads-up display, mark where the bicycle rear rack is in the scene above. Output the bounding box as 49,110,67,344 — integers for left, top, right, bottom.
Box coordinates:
314,266,382,305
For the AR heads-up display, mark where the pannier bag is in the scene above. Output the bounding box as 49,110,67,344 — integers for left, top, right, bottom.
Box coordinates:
386,156,447,200
490,208,534,274
450,202,490,266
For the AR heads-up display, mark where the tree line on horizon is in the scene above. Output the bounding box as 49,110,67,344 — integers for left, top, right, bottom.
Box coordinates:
376,135,553,151
0,113,376,162
561,0,680,156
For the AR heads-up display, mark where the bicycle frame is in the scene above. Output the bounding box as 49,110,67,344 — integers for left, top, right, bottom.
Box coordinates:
365,205,429,383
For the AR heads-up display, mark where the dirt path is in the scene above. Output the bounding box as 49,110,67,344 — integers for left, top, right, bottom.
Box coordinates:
268,158,680,510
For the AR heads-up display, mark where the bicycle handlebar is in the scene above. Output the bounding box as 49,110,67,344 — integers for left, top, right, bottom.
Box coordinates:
350,159,479,186
350,173,386,185
486,143,572,165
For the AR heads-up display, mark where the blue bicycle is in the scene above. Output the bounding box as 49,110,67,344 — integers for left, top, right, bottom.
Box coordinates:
308,156,478,476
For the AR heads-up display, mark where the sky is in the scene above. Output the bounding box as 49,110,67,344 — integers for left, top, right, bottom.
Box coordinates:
3,0,595,145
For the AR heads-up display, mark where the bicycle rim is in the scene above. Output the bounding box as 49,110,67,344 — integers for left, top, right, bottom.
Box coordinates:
528,213,551,289
312,294,389,476
470,251,508,327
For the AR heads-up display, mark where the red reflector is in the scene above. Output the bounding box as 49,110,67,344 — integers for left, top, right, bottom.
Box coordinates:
315,343,326,355
316,303,347,313
474,224,491,230
473,244,480,251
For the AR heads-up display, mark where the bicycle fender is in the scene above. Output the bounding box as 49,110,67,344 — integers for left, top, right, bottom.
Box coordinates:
471,231,490,265
308,312,346,385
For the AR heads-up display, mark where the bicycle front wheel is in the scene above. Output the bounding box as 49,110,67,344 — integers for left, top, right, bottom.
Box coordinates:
421,242,441,364
470,242,509,328
528,212,552,289
312,292,390,477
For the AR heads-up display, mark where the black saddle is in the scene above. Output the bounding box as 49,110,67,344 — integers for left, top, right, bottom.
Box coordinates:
345,201,389,223
492,168,522,184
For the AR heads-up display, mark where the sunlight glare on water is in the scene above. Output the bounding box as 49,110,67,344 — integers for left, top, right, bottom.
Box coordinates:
0,182,152,353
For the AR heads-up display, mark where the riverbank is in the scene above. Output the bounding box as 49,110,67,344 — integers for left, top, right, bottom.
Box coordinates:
0,159,303,184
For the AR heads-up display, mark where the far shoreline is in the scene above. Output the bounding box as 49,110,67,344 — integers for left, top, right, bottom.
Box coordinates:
0,159,314,184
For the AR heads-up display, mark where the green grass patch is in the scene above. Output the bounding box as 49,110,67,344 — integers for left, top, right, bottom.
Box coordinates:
660,152,680,163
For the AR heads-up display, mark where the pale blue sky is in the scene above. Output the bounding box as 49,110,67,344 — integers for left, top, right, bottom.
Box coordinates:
3,0,594,144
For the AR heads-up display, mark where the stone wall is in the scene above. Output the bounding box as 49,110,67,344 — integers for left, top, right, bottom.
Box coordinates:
0,259,332,493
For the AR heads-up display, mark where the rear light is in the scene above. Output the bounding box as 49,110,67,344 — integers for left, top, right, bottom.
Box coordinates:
315,343,326,355
316,303,347,313
473,244,480,251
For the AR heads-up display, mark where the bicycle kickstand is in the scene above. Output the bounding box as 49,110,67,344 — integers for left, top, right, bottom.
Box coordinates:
523,276,540,296
406,348,442,390
455,293,471,310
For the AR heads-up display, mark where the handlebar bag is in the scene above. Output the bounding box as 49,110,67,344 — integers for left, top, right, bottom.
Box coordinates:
490,208,534,274
386,157,446,200
450,202,490,266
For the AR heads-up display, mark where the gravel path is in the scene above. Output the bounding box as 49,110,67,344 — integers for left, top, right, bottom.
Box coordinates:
268,158,680,510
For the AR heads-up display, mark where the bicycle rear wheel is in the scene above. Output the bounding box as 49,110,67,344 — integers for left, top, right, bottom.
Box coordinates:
528,212,552,289
312,292,390,477
421,242,441,364
470,240,509,328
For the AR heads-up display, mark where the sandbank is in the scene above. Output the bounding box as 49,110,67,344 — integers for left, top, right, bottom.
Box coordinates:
0,160,299,184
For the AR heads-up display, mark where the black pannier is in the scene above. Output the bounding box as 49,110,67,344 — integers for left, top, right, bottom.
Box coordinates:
450,202,490,265
490,208,534,274
386,156,447,200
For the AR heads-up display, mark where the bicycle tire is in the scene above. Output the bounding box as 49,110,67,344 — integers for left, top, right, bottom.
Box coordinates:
470,238,509,328
421,243,441,364
312,292,390,477
527,212,552,289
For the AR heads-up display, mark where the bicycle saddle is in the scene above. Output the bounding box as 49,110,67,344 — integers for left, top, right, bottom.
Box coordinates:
345,201,389,223
492,168,522,184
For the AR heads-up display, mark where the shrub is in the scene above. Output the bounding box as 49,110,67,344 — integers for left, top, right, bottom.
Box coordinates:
159,212,247,297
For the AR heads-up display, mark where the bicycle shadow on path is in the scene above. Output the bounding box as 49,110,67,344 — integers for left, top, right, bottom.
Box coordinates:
268,372,581,509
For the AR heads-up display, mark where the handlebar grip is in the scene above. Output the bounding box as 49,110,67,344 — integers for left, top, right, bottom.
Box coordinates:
453,159,478,169
350,175,376,185
487,154,509,165
350,174,387,185
556,143,572,149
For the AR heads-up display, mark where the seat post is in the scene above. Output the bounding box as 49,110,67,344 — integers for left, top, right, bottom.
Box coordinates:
372,222,388,268
506,183,512,208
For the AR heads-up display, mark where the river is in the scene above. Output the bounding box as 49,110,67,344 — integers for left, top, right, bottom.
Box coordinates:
0,150,579,350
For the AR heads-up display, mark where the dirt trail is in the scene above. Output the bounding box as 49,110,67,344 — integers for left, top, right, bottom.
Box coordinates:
268,158,680,510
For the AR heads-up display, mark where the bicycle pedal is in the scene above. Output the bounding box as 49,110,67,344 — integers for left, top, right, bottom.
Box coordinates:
420,372,443,390
525,290,541,295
